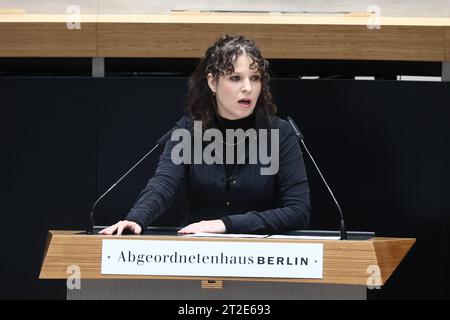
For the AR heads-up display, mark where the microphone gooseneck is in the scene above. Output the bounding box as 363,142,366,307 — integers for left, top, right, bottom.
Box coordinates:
87,126,177,234
287,116,347,240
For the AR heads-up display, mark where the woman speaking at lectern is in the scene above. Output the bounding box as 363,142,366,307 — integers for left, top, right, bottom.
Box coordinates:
99,34,311,236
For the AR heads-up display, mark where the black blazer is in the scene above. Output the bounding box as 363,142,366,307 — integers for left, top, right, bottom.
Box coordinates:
126,112,311,234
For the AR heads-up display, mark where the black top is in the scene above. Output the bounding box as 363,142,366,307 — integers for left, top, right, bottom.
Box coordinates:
215,113,256,231
215,112,255,190
126,112,311,234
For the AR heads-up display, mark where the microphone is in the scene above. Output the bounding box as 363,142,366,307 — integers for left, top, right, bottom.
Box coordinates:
87,125,177,234
287,116,347,240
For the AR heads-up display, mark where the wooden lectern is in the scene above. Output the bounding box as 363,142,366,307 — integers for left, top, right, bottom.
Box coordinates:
40,230,415,300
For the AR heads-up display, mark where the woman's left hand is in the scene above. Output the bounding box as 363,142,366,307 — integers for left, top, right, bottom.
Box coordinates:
178,219,226,234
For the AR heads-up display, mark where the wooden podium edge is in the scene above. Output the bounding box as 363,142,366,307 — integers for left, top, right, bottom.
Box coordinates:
372,238,416,285
40,231,53,273
39,230,416,286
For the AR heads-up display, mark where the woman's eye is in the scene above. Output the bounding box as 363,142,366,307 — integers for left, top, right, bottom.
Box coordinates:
229,75,260,81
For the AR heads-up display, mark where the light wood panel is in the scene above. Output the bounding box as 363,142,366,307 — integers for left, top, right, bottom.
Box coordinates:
40,230,415,286
445,27,450,61
97,22,445,61
0,22,96,57
0,13,449,60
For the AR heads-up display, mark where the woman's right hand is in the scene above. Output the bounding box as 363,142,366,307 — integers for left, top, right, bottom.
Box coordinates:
98,220,142,235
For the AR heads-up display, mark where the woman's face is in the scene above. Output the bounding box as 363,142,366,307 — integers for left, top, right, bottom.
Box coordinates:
208,54,262,120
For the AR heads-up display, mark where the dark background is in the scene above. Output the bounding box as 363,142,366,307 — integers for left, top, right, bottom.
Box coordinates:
0,58,448,299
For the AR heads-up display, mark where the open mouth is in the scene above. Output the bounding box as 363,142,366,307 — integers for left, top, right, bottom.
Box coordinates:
238,98,252,107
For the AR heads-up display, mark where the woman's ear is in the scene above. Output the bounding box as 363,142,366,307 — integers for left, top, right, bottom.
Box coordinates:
207,73,217,95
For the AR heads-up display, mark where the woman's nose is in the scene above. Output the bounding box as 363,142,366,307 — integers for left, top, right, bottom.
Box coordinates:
242,78,252,93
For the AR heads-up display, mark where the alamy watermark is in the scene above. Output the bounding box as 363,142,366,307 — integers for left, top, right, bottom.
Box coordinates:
367,5,381,30
66,5,81,30
66,265,81,290
170,121,279,175
366,264,382,289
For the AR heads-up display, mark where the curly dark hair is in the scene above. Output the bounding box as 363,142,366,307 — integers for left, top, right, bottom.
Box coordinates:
187,34,277,129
